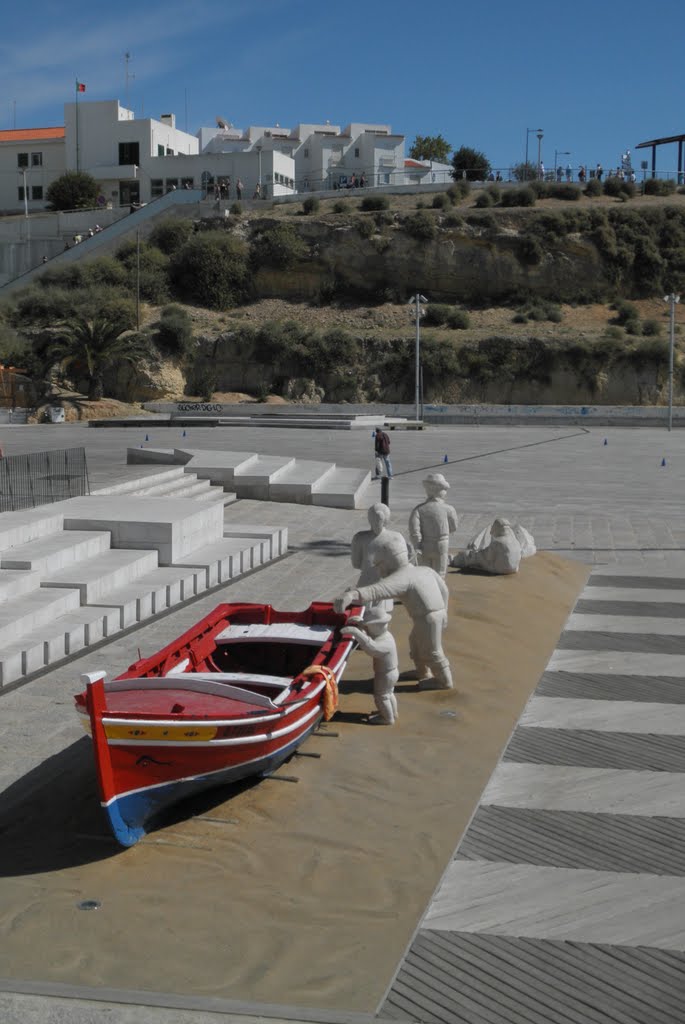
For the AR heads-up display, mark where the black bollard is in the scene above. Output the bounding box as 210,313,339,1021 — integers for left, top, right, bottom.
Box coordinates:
381,476,390,506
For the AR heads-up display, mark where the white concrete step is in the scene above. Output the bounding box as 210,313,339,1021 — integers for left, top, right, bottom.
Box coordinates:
0,529,112,574
93,466,188,495
312,467,371,509
0,568,42,603
61,495,225,563
0,587,81,648
86,563,201,628
173,527,288,588
0,508,65,551
267,461,336,503
232,456,296,500
41,548,160,603
0,604,123,687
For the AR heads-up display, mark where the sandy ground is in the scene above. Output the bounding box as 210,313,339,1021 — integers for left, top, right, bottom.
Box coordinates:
0,552,588,1011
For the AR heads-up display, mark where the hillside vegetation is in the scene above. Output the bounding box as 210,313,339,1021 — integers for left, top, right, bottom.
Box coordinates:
2,182,685,407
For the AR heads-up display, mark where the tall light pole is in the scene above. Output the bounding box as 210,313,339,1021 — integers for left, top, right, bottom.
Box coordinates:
18,168,30,243
555,149,571,174
664,293,681,431
525,127,543,180
256,144,262,195
409,294,427,423
536,130,544,178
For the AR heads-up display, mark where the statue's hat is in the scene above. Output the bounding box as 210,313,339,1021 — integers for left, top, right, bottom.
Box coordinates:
424,472,450,490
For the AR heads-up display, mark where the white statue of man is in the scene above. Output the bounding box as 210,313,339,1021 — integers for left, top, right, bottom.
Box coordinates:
337,532,453,691
351,503,409,619
408,472,458,577
342,609,399,724
452,517,535,575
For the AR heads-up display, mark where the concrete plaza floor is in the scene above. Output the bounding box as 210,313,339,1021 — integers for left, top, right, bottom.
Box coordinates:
1,421,683,1023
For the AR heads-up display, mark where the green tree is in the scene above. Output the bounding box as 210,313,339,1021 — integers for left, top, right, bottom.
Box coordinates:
511,162,537,182
47,313,148,399
408,134,452,163
171,235,249,309
451,146,491,183
45,171,100,211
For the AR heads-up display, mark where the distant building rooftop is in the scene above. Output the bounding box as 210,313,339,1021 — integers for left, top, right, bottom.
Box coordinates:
0,127,65,143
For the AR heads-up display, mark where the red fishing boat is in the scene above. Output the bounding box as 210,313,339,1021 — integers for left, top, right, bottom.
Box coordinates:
75,601,360,847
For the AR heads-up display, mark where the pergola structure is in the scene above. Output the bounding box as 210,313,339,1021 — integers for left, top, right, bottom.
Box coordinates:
635,133,685,180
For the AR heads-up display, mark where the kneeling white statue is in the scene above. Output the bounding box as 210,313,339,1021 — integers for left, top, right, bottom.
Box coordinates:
451,517,536,575
342,609,399,725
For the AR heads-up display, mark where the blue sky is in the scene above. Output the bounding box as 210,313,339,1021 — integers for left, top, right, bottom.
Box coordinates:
2,0,684,175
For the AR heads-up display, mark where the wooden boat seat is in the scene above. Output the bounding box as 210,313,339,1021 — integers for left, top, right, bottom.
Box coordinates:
215,623,333,645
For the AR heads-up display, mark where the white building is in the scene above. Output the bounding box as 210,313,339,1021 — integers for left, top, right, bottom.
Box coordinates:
0,126,66,213
0,101,408,214
198,119,406,191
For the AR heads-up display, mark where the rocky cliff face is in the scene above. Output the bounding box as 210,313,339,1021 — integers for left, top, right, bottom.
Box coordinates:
250,218,607,306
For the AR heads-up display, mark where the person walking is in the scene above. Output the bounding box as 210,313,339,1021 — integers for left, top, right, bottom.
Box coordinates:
374,427,393,479
236,178,243,200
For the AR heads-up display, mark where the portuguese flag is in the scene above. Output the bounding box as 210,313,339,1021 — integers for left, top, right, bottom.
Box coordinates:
76,81,86,93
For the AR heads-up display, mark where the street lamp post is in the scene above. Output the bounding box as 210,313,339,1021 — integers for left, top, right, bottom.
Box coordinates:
525,127,543,180
256,144,262,195
18,168,30,244
555,150,571,174
536,130,544,178
664,293,681,431
409,294,427,423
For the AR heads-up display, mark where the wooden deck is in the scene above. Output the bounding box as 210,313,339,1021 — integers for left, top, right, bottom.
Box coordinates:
380,564,685,1023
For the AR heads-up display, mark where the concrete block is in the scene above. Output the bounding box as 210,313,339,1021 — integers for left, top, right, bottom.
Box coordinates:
267,461,336,503
0,568,42,603
0,529,111,574
233,456,296,500
41,548,159,603
94,464,186,493
0,509,64,552
223,526,289,560
60,495,224,562
88,584,155,629
311,468,371,509
0,587,81,647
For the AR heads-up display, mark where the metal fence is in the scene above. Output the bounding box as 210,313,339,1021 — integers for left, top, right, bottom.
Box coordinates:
0,447,90,513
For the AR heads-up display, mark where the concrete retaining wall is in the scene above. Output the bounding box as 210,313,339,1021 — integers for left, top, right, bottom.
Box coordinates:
142,401,685,426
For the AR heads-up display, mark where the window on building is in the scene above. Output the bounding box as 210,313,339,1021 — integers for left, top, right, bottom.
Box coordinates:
118,141,140,165
17,153,28,168
181,177,194,189
303,148,309,158
166,147,173,156
17,187,25,201
165,178,178,191
157,144,165,157
354,148,360,158
32,185,43,200
150,179,164,198
31,152,42,167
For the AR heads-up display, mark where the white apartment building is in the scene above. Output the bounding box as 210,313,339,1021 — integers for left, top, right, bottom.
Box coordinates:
0,101,407,214
198,120,406,191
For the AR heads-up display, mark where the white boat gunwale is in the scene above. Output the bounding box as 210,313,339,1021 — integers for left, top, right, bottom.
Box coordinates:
106,702,323,747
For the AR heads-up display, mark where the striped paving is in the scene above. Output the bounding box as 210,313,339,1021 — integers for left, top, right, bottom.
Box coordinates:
380,563,685,1023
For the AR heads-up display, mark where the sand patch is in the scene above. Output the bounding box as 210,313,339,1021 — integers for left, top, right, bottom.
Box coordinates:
0,552,588,1011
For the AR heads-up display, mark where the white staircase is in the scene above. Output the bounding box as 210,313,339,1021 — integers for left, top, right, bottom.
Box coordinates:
127,446,370,509
0,493,288,689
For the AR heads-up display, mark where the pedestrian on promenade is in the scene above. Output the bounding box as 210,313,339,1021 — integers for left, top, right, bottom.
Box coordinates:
374,427,392,479
236,178,243,200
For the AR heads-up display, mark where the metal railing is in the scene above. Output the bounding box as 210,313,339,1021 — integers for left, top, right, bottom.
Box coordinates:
0,446,90,512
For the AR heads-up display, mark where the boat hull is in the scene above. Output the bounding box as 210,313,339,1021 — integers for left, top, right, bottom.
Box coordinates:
101,711,324,847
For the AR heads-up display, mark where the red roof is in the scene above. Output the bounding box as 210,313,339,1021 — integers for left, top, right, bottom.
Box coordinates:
405,159,428,168
0,127,65,143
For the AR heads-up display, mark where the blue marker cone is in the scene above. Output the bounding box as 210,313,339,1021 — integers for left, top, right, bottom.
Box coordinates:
443,454,449,463
603,438,608,446
145,434,149,442
662,457,667,467
182,429,187,438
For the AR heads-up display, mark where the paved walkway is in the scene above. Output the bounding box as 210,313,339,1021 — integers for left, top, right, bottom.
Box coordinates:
1,423,685,1022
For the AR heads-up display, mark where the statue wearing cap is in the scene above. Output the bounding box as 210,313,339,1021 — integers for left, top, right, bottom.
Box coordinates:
408,473,459,577
341,606,399,724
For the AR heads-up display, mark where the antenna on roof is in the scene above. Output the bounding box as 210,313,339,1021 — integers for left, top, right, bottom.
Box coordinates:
124,51,135,112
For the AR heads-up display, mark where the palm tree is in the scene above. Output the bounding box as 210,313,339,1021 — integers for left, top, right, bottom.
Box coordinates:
48,314,151,400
